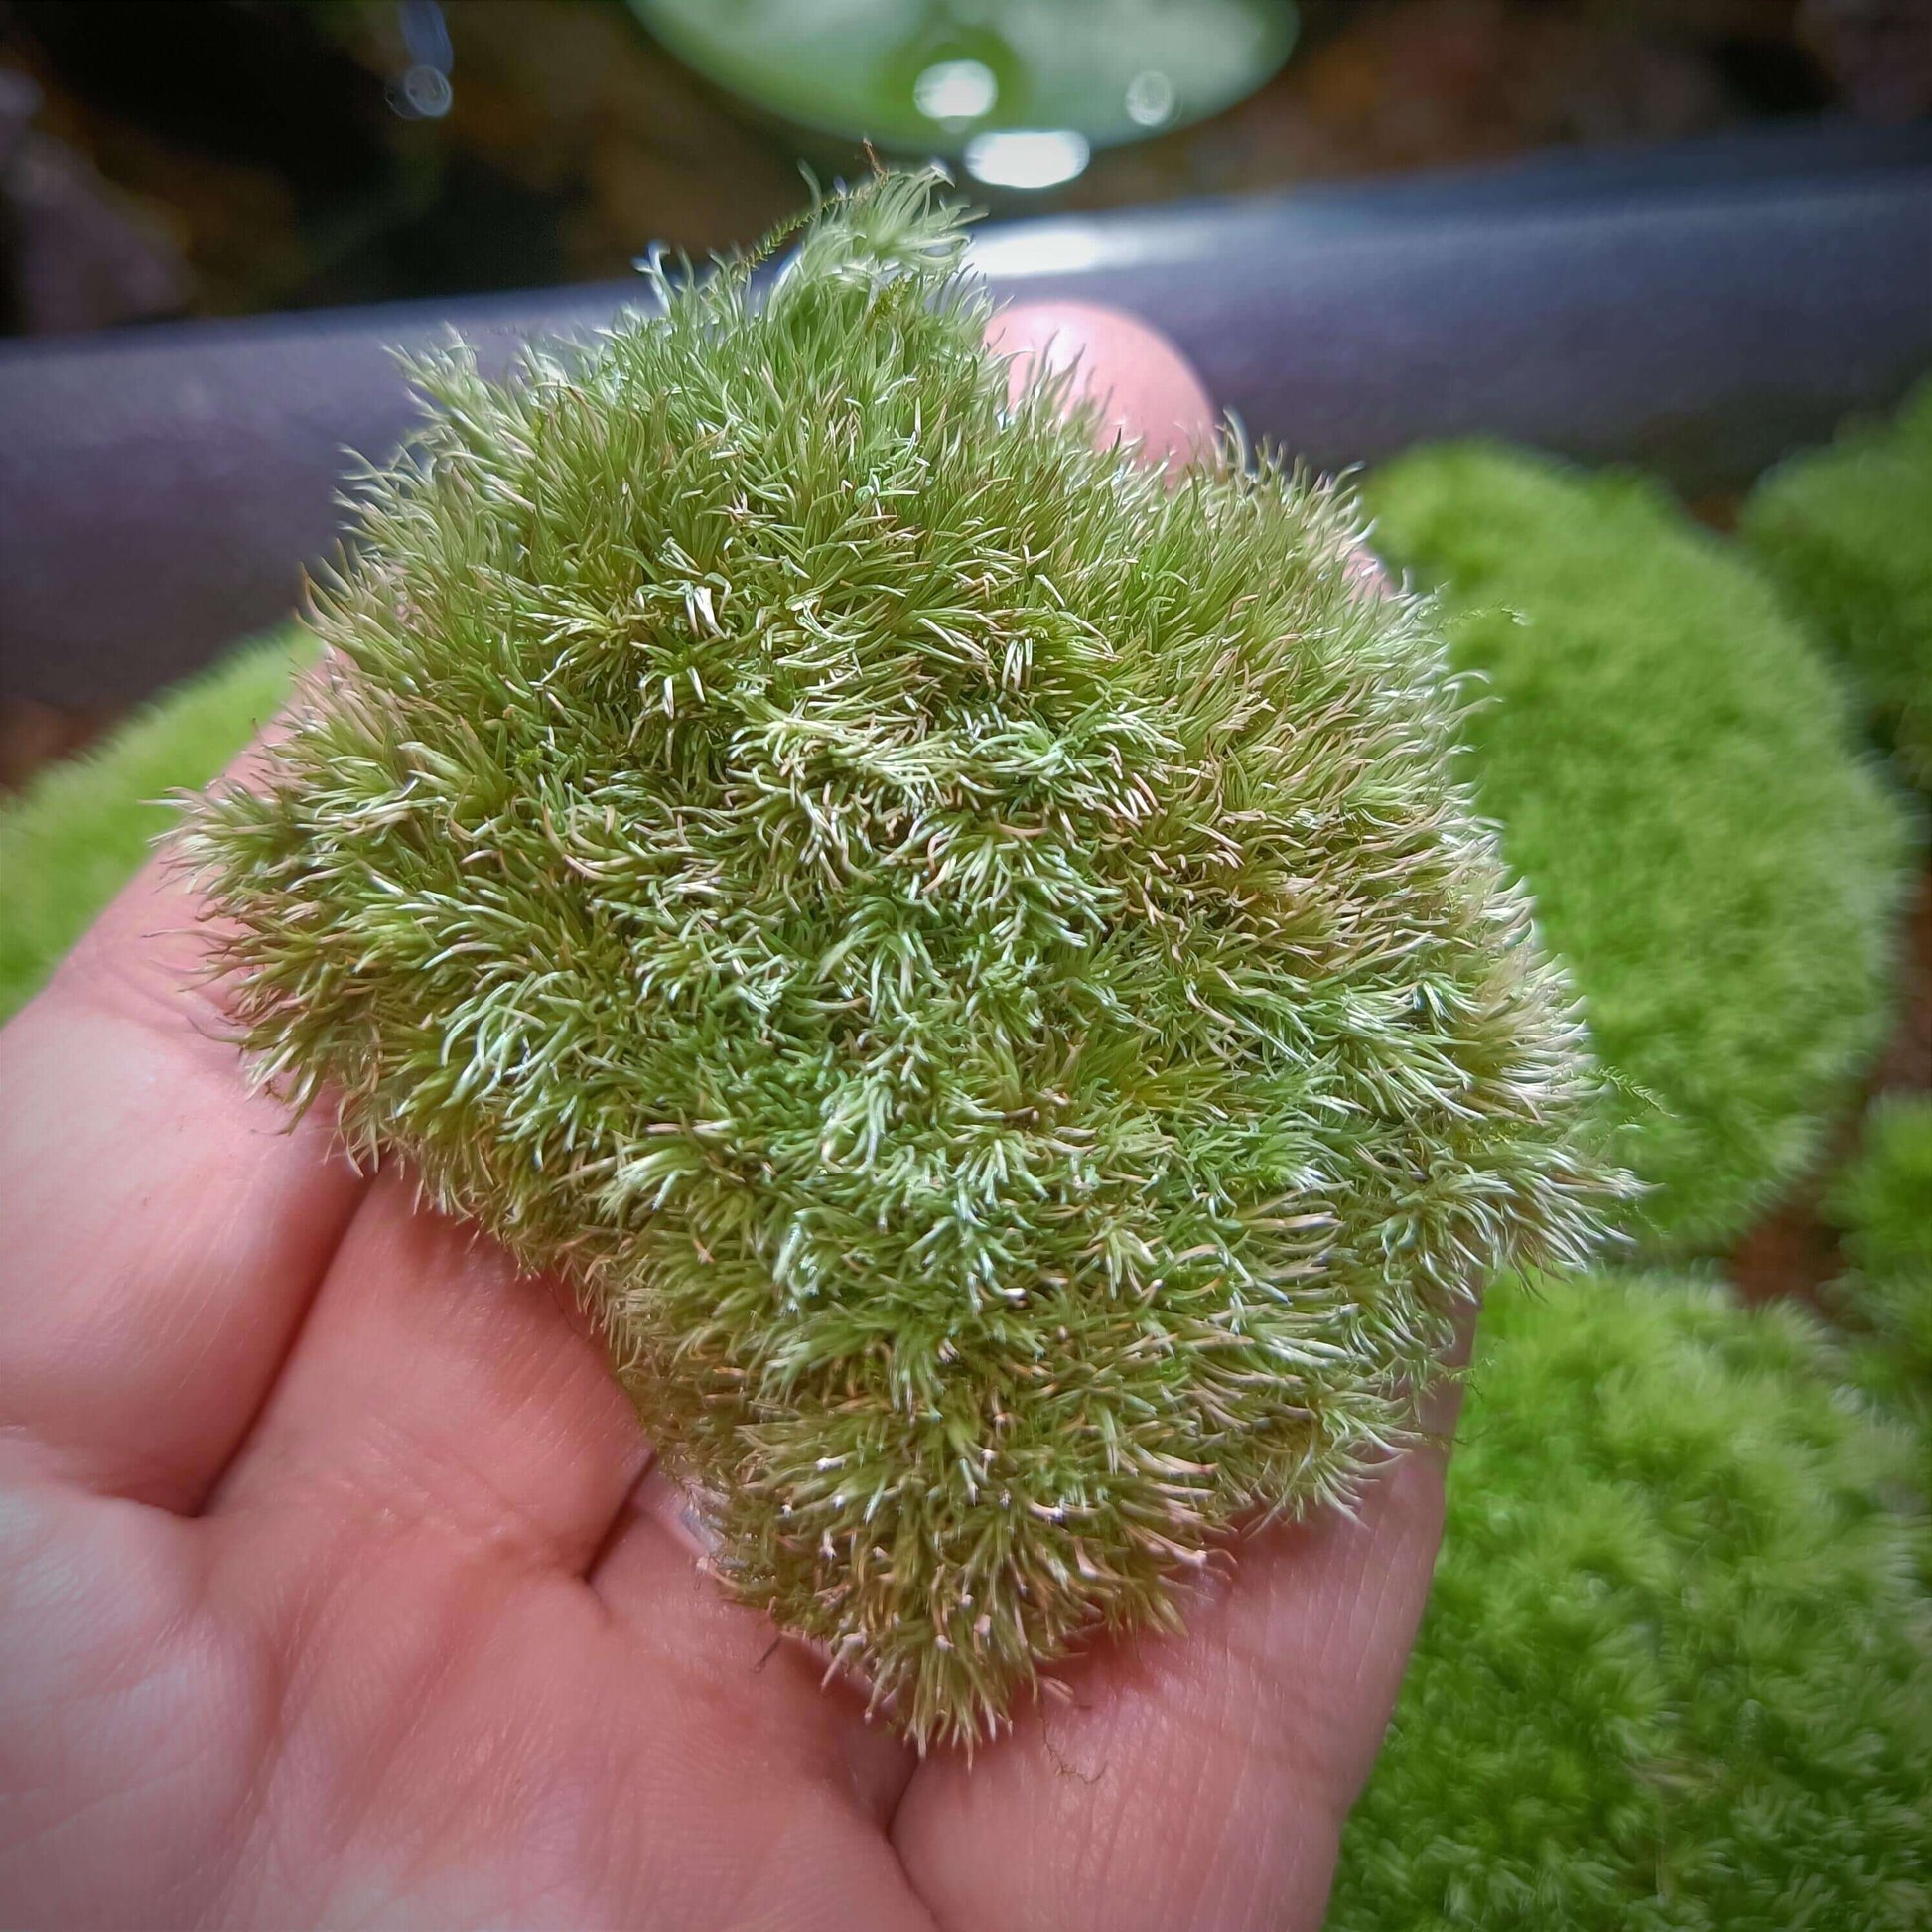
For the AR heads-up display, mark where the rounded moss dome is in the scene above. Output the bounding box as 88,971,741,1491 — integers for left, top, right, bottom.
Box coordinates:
1331,1269,1932,1931
1743,377,1932,792
1365,446,1914,1254
1828,1093,1932,1529
172,179,1612,1744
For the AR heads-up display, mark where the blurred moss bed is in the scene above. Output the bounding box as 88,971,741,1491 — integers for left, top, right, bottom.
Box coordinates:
3,394,1930,1922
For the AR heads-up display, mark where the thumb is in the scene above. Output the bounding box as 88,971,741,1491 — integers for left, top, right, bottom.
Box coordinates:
988,302,1391,598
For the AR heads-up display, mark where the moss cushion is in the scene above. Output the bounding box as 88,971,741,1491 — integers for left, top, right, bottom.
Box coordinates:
1331,1268,1932,1931
1367,445,1914,1253
1744,379,1932,790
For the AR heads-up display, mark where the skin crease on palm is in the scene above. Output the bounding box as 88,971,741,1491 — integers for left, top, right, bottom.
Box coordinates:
0,304,1452,1932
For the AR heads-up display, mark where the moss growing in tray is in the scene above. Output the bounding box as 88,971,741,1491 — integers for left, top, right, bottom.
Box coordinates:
1331,1268,1932,1931
1367,446,1914,1255
1744,378,1932,790
172,177,1613,1745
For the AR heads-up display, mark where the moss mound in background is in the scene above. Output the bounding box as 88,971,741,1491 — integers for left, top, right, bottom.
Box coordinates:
1830,1094,1932,1371
1330,1269,1932,1932
0,628,310,1020
1829,1093,1932,1522
1744,379,1932,790
1367,445,1914,1254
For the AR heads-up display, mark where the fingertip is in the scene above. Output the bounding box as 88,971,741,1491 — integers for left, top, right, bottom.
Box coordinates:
987,300,1217,473
1345,542,1392,600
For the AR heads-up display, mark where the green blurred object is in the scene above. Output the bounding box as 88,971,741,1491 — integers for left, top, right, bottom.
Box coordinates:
1829,1093,1932,1528
630,0,1294,186
1367,445,1915,1255
1831,1094,1932,1308
1743,376,1932,791
0,627,311,1022
1330,1268,1932,1931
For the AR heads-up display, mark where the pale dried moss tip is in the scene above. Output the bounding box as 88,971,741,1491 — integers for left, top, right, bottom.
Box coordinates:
176,170,1622,1749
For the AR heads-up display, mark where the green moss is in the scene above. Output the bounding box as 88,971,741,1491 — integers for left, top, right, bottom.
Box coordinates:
1330,1269,1932,1932
1831,1094,1932,1310
1367,446,1914,1254
1828,1094,1932,1520
0,628,311,1020
175,177,1614,1745
1743,379,1932,789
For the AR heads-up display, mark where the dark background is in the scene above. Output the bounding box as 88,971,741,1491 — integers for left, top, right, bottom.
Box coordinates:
2,0,1927,338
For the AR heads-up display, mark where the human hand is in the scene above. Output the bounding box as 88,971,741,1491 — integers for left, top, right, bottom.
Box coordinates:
0,308,1449,1931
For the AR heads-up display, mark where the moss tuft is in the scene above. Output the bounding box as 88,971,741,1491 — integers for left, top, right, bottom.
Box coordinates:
174,177,1614,1745
1331,1269,1932,1931
1367,445,1913,1254
1743,378,1932,789
1828,1093,1932,1525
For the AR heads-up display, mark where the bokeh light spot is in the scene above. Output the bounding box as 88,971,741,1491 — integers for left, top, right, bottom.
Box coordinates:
914,57,999,126
963,128,1091,190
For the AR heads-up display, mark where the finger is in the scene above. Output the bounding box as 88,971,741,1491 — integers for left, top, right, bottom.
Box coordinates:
986,300,1217,469
588,1467,919,1826
987,303,1391,604
1345,543,1391,598
207,1167,649,1576
0,708,368,1511
893,1431,1454,1932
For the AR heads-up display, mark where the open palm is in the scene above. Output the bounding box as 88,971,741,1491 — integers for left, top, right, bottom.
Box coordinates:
0,310,1450,1932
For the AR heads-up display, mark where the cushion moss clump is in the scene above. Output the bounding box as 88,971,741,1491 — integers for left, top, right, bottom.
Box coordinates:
1743,378,1932,788
1329,1269,1932,1932
1367,446,1913,1255
0,628,310,1020
174,176,1613,1746
1829,1093,1932,1372
1828,1093,1932,1516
